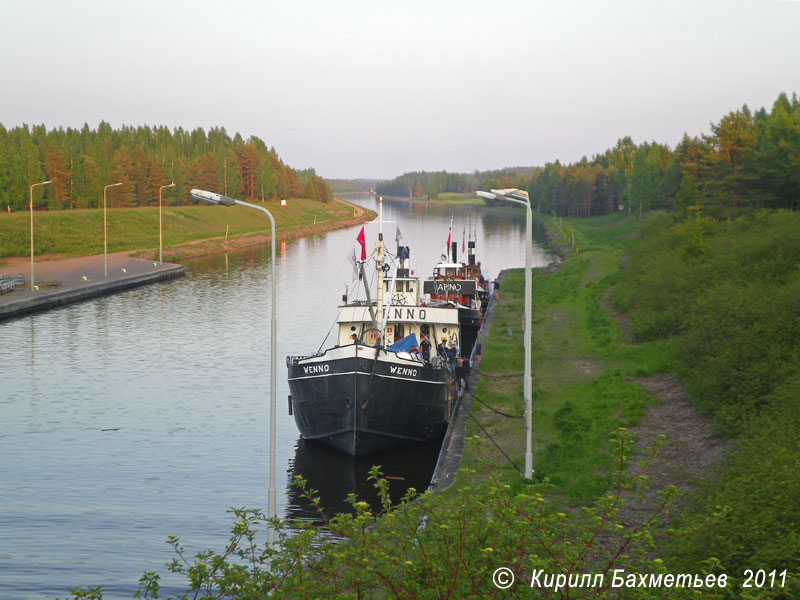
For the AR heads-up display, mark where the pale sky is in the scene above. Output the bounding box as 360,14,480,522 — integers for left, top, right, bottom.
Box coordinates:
2,0,798,179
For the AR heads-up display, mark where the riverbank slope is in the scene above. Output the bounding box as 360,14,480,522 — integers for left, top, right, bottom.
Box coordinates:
0,197,374,264
461,209,800,591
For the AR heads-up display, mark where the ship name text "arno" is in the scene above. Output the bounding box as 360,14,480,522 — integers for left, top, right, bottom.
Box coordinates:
303,364,330,374
390,366,418,377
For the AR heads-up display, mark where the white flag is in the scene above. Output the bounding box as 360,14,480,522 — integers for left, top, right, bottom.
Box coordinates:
395,226,403,244
347,247,358,281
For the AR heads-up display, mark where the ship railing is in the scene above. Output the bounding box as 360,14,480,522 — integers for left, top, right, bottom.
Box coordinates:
286,354,324,367
344,300,373,307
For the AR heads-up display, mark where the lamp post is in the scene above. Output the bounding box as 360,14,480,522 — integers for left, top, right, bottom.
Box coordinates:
103,183,123,277
158,182,175,264
29,180,52,291
477,188,533,479
189,188,278,545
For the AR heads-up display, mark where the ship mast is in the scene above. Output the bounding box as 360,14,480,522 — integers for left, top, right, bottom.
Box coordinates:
376,197,385,314
359,262,378,330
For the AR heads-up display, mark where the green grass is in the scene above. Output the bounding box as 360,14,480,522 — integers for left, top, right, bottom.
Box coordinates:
461,213,671,504
461,208,800,585
611,209,800,580
0,198,370,260
431,193,488,205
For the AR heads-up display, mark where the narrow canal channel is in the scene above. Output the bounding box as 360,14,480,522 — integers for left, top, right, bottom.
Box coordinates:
0,196,551,598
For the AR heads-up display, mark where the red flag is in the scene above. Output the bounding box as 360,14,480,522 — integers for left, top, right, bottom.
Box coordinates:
446,227,451,253
356,226,366,260
462,227,465,253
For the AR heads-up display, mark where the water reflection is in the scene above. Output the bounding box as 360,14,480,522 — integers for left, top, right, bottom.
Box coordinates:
286,438,442,523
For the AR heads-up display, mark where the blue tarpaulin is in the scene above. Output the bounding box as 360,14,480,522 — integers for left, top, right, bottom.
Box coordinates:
387,332,418,353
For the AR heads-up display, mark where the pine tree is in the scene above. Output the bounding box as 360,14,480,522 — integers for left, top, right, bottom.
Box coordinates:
42,140,72,209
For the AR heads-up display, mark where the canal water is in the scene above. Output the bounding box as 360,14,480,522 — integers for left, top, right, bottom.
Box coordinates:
0,196,552,598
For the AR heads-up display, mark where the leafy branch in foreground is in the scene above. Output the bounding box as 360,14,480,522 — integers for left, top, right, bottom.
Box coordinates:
72,430,716,599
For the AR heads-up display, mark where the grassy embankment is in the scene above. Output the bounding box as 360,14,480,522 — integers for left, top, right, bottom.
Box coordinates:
431,192,488,205
463,209,800,586
424,192,532,214
462,213,671,502
0,198,374,263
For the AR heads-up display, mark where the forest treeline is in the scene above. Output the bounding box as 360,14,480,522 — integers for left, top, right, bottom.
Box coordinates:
374,166,536,199
326,178,380,194
374,93,800,217
532,92,800,217
0,122,332,211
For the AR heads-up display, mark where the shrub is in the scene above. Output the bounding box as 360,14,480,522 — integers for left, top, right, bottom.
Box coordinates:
68,433,689,599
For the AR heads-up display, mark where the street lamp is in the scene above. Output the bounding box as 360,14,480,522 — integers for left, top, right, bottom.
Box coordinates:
158,182,176,264
103,183,123,277
477,188,533,479
29,180,52,291
189,188,278,545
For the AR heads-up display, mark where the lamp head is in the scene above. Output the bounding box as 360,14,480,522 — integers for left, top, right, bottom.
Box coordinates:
190,189,235,206
488,188,529,204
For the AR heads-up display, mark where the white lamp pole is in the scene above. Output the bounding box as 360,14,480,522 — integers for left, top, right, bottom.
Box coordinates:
477,188,533,479
158,182,175,264
103,183,123,277
189,189,278,545
29,180,52,291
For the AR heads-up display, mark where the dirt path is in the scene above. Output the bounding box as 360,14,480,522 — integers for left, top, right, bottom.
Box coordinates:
334,197,366,218
545,224,729,523
631,375,727,492
621,374,729,529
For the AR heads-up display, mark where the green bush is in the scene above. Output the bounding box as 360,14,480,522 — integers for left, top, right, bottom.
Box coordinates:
668,375,800,592
68,433,694,600
613,210,800,432
612,209,800,587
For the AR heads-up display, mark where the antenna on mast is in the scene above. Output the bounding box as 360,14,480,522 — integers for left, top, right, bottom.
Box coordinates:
379,196,383,241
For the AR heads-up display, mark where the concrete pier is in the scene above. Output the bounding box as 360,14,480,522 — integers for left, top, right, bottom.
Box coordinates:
428,271,505,492
0,253,185,322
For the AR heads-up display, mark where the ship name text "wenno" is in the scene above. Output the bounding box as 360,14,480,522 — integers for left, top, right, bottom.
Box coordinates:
390,366,418,377
392,308,427,321
303,364,330,374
